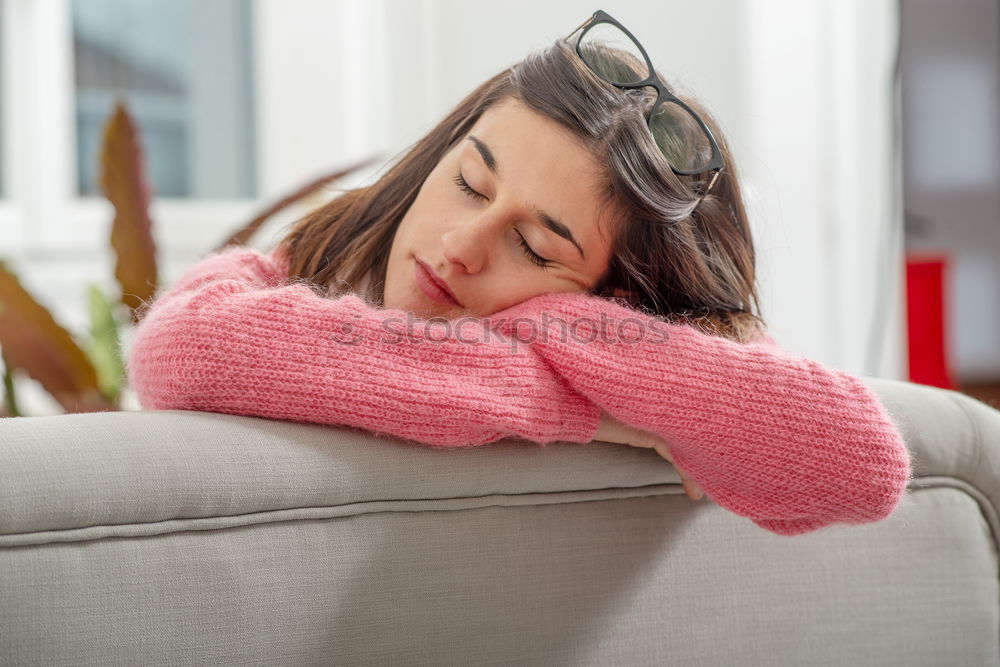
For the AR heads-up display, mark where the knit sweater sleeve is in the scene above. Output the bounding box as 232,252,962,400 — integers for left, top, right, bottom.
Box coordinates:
486,292,913,537
126,246,601,448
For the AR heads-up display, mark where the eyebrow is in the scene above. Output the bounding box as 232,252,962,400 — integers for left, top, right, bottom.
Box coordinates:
467,135,585,260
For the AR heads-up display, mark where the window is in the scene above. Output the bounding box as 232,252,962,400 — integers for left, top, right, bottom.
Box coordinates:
72,0,256,198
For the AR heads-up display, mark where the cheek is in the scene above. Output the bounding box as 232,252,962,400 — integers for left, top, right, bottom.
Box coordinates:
406,180,454,233
395,183,438,243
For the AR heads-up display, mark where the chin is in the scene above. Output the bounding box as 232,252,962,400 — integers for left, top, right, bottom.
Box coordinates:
421,301,470,322
383,287,433,319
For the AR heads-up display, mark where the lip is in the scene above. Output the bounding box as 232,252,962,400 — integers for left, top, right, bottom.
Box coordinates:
415,259,462,307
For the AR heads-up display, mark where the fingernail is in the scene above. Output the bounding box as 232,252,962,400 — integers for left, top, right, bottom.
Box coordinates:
683,480,702,500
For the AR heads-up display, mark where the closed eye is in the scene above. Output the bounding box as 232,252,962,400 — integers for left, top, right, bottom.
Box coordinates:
515,231,552,269
452,171,553,270
452,172,487,201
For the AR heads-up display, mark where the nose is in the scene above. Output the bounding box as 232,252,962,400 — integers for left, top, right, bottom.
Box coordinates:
441,213,496,274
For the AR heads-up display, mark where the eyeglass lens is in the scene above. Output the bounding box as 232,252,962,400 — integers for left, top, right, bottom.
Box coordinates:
649,102,714,173
577,21,714,173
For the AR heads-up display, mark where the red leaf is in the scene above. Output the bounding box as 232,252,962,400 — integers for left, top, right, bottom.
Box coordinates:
100,100,158,324
0,263,114,413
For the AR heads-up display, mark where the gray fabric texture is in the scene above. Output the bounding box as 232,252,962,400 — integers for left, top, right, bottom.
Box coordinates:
1,377,998,666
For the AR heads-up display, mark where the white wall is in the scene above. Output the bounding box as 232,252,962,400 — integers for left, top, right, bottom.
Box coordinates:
2,0,905,415
739,0,904,379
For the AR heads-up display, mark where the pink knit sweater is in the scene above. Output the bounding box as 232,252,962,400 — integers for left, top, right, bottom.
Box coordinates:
126,246,912,536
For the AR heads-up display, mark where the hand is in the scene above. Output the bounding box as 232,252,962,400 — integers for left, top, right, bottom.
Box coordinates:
594,411,704,500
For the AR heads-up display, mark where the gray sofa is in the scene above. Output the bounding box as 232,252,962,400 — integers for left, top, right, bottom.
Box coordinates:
1,377,998,666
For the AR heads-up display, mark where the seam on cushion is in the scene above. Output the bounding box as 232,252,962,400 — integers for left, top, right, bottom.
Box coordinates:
945,389,986,478
942,390,997,547
909,476,998,523
910,478,999,626
941,390,1000,649
0,484,683,548
3,478,993,549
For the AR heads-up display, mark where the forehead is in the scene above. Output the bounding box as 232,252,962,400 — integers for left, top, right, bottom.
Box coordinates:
462,97,619,252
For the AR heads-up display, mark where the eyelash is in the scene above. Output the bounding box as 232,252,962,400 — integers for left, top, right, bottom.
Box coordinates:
451,172,553,269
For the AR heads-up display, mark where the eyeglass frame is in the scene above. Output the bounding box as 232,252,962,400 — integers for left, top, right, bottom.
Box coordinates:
567,9,724,198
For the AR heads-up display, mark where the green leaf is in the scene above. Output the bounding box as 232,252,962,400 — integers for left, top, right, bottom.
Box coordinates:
2,349,21,417
85,283,124,404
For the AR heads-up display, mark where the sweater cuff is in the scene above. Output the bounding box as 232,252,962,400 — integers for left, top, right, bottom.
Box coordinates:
555,399,602,445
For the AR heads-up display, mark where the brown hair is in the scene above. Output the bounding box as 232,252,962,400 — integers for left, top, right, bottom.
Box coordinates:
277,39,765,343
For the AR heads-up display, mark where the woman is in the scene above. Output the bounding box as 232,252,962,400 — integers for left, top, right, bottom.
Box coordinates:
127,10,911,536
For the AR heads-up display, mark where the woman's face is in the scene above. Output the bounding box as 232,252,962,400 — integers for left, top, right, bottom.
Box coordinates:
384,96,620,320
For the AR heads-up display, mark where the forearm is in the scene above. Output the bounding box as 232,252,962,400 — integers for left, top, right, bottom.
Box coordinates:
487,291,913,536
126,248,601,448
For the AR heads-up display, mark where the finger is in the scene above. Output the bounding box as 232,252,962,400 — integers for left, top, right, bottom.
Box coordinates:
682,477,704,500
646,440,702,500
670,460,703,500
651,440,674,463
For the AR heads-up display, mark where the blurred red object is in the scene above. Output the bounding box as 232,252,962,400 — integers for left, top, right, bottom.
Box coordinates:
906,254,954,389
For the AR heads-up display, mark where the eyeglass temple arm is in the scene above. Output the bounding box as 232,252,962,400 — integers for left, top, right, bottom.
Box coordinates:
705,169,722,195
567,15,595,40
